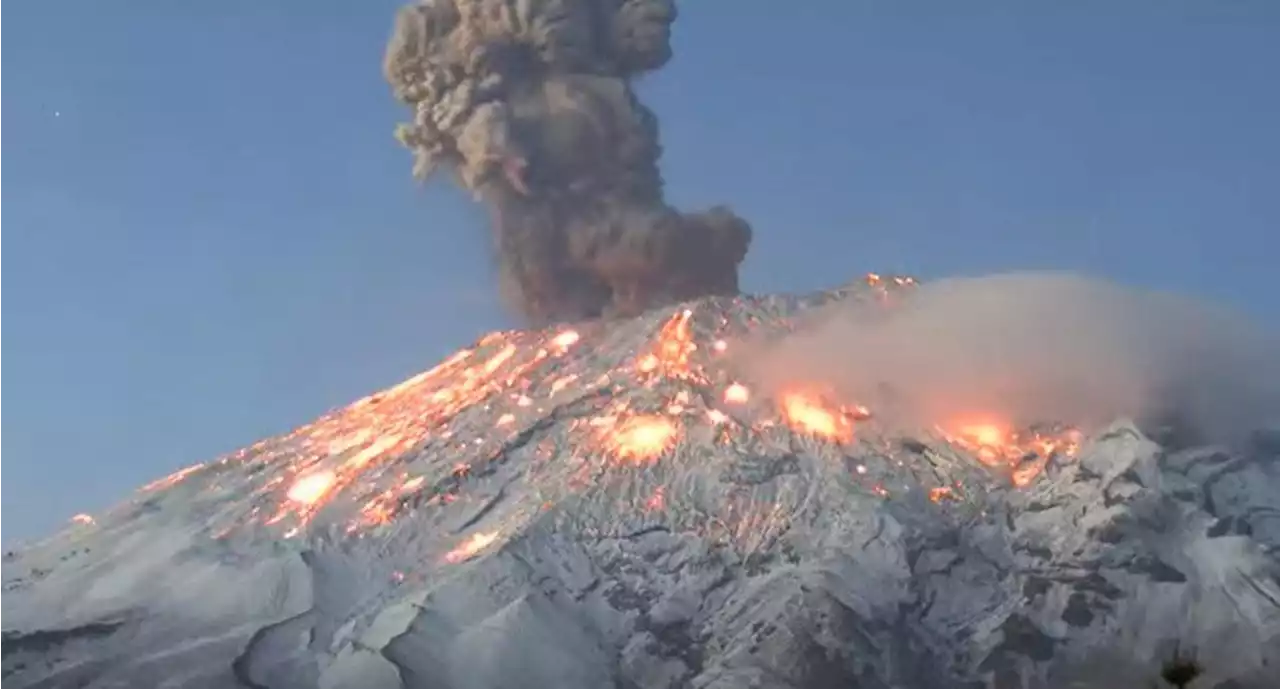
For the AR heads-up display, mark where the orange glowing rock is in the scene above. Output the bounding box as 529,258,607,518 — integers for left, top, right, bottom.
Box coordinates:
779,391,853,443
958,423,1007,447
928,486,955,503
637,354,659,373
942,420,1082,487
342,434,403,471
551,330,581,349
645,486,666,511
610,415,680,462
723,383,750,404
443,530,500,564
637,310,698,378
479,344,518,377
140,463,204,492
287,470,337,505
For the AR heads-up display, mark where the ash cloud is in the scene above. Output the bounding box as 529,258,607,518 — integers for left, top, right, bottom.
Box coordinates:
384,0,751,325
739,272,1280,443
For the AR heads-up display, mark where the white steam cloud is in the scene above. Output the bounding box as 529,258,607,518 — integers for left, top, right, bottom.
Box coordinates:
738,272,1280,444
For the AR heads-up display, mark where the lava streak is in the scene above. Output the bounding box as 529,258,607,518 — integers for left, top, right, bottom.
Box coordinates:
637,310,699,380
443,530,501,564
108,278,1088,550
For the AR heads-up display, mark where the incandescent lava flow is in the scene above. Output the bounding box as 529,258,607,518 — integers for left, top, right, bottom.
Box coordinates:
5,273,1279,689
44,274,1079,554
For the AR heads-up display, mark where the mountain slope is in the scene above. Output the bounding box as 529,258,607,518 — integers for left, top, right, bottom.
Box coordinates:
4,277,1279,689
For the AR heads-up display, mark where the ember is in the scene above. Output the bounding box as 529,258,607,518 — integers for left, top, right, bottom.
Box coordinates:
610,416,680,462
287,471,337,505
444,530,501,564
778,391,856,443
723,383,750,404
941,419,1082,484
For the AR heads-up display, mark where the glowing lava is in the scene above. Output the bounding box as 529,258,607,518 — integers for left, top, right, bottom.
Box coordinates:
609,415,680,462
941,419,1082,485
551,330,581,349
89,276,1085,544
639,309,699,380
723,383,750,404
779,391,855,443
444,530,501,564
958,423,1007,448
287,471,337,504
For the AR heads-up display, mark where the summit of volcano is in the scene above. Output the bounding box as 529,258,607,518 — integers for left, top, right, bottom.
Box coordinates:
4,275,1279,689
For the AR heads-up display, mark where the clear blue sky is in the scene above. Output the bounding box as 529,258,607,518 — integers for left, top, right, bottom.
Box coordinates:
3,1,1277,542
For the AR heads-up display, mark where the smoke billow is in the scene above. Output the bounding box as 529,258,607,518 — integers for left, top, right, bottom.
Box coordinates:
384,0,752,325
739,272,1280,443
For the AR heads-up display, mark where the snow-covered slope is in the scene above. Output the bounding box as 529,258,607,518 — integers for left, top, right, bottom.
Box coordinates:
4,277,1278,688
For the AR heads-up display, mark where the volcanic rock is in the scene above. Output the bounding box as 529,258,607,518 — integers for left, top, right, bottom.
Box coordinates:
4,277,1278,688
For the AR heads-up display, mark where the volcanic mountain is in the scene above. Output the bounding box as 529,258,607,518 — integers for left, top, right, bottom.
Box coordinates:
3,276,1278,689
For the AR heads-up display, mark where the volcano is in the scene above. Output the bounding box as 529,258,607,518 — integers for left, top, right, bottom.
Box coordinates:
3,276,1278,689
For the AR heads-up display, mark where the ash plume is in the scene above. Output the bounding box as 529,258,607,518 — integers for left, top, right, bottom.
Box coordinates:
383,0,752,325
738,272,1280,444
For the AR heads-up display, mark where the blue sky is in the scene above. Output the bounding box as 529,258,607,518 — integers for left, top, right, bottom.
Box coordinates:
3,1,1277,542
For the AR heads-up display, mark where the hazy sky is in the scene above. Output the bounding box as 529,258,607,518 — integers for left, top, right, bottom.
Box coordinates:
3,1,1278,542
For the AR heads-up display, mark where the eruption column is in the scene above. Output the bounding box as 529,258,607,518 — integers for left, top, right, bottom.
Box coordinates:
384,0,752,324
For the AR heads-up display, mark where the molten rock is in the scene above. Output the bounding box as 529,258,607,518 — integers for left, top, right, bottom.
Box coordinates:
3,278,1279,689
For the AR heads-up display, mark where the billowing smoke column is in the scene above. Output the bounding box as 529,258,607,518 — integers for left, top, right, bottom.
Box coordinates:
384,0,752,325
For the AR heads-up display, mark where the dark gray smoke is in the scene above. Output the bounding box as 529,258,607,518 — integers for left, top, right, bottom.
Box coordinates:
738,272,1280,444
384,0,752,325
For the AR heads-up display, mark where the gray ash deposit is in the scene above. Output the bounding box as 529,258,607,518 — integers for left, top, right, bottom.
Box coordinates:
4,275,1279,689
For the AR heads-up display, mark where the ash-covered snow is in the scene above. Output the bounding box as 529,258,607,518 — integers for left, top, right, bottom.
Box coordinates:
4,279,1279,689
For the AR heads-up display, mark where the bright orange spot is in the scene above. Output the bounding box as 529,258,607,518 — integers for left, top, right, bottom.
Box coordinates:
480,344,518,376
723,383,750,404
549,374,578,394
943,421,1082,487
959,423,1007,447
551,330,580,349
929,487,955,503
611,415,680,462
779,391,853,442
638,310,698,379
140,463,204,492
287,471,337,505
1012,458,1048,488
402,476,425,492
444,530,500,564
645,486,666,511
342,434,403,471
